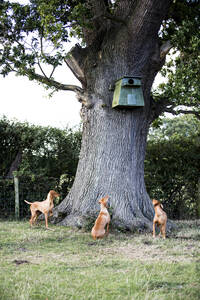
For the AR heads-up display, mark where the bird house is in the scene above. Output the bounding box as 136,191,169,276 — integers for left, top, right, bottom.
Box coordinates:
112,76,144,108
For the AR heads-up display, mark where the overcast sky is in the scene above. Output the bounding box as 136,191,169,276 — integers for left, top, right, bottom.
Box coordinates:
0,69,164,129
0,63,82,129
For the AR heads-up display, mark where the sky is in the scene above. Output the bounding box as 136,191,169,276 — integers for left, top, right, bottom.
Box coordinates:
0,68,165,129
0,66,82,129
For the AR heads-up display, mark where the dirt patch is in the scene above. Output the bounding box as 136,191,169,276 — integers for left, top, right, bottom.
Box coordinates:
98,229,200,263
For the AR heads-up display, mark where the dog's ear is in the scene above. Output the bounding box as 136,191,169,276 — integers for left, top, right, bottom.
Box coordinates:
104,195,109,201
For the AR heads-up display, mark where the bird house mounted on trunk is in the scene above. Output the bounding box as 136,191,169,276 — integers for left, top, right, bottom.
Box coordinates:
112,76,144,108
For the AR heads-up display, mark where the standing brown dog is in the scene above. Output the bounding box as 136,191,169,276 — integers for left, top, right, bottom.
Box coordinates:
152,199,167,239
91,196,110,240
24,190,60,229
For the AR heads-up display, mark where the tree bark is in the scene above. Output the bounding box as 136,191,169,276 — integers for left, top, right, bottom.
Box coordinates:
54,103,153,230
52,0,172,231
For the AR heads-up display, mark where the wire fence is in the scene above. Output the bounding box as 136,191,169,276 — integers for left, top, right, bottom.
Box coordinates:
1,175,199,220
0,175,66,219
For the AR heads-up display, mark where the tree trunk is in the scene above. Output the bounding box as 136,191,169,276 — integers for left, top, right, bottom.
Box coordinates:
54,103,153,230
52,0,172,231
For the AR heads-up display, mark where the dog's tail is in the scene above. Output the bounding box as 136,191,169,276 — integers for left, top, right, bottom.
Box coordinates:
24,200,32,205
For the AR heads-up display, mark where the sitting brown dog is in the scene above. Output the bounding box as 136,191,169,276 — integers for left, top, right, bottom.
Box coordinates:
91,196,110,240
152,199,167,239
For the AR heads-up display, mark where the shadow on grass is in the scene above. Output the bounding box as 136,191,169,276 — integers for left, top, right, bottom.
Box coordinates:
148,280,186,291
170,234,200,241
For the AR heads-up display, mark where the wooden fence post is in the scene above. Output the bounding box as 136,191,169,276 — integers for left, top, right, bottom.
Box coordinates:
14,174,19,219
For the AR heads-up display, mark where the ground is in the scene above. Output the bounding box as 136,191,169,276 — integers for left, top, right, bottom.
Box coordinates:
0,219,200,299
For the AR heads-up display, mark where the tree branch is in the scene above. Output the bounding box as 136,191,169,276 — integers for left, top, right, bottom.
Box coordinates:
37,60,48,79
64,44,87,87
82,0,113,46
126,0,170,33
49,65,56,79
165,107,200,120
160,40,173,59
92,12,126,25
23,67,84,93
114,0,137,19
34,73,83,93
5,54,84,93
149,96,169,123
88,0,108,20
150,94,200,122
38,37,58,80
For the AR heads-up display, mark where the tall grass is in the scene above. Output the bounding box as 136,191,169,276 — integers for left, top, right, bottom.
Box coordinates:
0,220,199,300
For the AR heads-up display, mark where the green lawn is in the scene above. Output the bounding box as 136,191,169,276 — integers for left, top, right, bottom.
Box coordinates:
0,219,200,300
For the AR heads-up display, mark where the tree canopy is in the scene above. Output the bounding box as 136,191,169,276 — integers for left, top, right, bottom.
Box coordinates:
0,0,199,120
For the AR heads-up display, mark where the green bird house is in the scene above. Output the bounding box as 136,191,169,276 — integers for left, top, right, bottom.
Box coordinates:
112,76,144,108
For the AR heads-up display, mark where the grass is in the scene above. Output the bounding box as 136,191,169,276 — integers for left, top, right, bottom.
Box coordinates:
0,219,200,300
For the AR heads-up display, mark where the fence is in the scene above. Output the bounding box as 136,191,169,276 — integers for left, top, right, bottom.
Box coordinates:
0,175,67,219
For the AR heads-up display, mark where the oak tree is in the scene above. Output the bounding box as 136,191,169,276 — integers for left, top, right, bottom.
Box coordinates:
0,0,199,230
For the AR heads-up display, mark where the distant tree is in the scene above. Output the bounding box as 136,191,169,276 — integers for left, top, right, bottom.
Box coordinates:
0,1,199,229
0,116,39,178
145,115,200,219
148,115,200,141
21,125,82,180
0,117,82,191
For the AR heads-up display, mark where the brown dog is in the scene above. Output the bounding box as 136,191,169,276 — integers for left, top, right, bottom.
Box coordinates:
152,199,167,239
91,196,110,240
24,190,60,229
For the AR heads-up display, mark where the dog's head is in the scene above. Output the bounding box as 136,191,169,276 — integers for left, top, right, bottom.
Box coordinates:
152,199,163,208
49,190,60,198
99,195,109,207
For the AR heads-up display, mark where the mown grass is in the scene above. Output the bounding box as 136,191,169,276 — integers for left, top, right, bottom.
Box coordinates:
0,219,200,300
